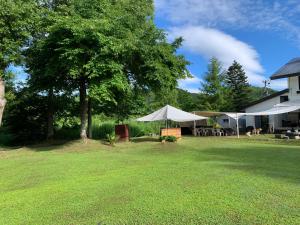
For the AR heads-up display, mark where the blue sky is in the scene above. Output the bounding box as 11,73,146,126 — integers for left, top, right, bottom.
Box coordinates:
155,0,300,92
10,0,300,93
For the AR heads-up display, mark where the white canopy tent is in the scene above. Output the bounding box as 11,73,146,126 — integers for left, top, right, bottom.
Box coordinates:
137,105,207,136
137,105,207,122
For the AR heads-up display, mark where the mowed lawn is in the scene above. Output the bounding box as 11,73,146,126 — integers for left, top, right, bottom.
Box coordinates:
0,137,299,225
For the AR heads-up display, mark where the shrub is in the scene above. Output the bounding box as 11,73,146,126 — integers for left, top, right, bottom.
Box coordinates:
92,122,115,139
106,133,117,146
159,135,177,142
54,127,80,140
0,128,14,146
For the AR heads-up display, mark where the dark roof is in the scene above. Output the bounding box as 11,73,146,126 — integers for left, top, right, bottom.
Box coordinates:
244,89,289,109
271,58,300,80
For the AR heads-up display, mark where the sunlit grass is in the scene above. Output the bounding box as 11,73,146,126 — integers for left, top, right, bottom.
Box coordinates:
0,137,299,225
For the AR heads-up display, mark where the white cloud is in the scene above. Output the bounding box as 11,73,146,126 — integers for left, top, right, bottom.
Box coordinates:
178,76,202,93
155,0,243,26
155,0,300,46
156,0,295,90
170,26,265,86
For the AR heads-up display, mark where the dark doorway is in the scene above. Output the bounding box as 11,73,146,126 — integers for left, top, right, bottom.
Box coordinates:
255,116,269,132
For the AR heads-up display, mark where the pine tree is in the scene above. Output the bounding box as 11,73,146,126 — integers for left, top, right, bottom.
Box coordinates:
225,61,251,111
200,57,227,111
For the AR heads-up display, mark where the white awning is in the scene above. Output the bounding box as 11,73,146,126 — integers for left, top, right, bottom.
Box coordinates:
244,100,300,116
245,105,300,116
224,113,245,119
137,105,207,122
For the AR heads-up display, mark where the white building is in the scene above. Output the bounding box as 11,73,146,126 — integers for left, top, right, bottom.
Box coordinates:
245,58,300,132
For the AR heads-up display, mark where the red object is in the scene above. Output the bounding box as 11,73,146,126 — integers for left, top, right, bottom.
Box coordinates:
115,124,129,141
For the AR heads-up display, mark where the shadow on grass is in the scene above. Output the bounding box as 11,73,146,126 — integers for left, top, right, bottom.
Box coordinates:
27,139,78,151
201,145,300,184
130,137,160,143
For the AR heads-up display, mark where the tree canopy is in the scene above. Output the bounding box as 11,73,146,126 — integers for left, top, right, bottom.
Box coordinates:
225,60,251,111
23,0,189,139
200,57,227,111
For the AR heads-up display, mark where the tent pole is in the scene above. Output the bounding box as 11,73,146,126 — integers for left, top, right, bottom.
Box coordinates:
236,113,240,138
193,112,196,136
273,116,275,133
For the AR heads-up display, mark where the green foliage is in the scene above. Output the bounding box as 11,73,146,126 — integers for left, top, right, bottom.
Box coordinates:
159,135,177,142
91,119,161,140
54,127,80,140
200,57,227,111
0,0,38,77
22,0,189,139
106,133,117,146
128,121,161,137
0,127,14,146
4,85,48,144
248,85,276,102
92,122,115,140
224,60,251,111
177,88,199,112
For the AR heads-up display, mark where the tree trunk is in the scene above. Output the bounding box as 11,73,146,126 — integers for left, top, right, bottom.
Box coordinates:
79,77,88,140
87,97,92,139
0,77,6,126
47,88,54,140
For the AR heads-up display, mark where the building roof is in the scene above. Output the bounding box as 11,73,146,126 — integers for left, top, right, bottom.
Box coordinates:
271,58,300,80
244,89,289,109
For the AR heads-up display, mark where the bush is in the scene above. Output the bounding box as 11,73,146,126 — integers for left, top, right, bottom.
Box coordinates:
128,123,144,137
128,121,161,137
159,135,177,142
106,133,117,146
0,128,14,146
92,122,115,139
54,127,80,140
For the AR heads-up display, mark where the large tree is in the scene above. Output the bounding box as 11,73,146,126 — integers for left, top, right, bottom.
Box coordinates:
200,57,227,111
0,0,38,125
225,60,251,111
28,0,189,139
24,0,74,139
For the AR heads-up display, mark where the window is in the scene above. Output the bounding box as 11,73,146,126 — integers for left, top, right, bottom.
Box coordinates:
223,119,229,123
280,96,289,103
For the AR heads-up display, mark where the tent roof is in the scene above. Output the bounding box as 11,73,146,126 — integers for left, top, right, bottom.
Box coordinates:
193,111,224,117
194,111,244,119
245,105,300,116
137,105,207,122
271,58,300,80
243,100,300,116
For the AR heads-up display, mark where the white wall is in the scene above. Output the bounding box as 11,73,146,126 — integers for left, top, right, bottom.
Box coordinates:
288,76,300,100
217,115,236,129
245,95,287,128
244,76,300,129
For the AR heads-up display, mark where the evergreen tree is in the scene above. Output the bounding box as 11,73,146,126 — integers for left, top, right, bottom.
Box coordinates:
200,57,227,111
225,61,250,111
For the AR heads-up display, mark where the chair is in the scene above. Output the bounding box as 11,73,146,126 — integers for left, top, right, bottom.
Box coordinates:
214,129,222,136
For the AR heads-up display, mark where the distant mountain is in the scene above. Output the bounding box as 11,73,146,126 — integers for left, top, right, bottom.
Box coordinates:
177,86,276,112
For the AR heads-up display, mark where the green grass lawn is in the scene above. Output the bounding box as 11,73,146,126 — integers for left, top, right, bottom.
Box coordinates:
0,137,299,225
